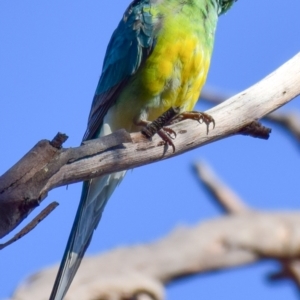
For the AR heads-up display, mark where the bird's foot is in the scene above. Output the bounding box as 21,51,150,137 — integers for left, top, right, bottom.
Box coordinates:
140,107,179,152
140,108,215,152
169,111,215,134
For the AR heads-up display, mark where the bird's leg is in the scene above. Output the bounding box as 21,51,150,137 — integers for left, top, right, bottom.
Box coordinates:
139,107,215,152
138,107,180,152
169,111,215,134
140,121,176,153
140,107,180,138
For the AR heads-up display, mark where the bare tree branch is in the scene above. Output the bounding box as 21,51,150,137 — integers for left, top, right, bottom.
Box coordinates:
0,202,59,250
194,161,300,288
10,211,300,300
267,111,300,145
1,53,299,241
194,162,250,214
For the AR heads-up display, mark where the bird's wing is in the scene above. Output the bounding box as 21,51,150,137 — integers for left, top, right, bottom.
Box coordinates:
49,1,156,299
83,0,156,140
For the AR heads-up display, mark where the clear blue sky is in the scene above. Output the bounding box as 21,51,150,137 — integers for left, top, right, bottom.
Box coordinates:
1,1,300,299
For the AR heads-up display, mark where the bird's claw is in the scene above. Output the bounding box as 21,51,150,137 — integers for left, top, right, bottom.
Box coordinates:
157,128,176,153
170,111,215,134
162,126,177,139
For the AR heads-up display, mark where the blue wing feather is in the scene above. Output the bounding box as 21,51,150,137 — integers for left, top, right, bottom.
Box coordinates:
83,0,156,140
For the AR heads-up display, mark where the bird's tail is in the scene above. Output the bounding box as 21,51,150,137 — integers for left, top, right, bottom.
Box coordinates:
49,171,126,300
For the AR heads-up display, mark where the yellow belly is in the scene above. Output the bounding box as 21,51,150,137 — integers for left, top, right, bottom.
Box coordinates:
109,15,212,132
140,35,210,120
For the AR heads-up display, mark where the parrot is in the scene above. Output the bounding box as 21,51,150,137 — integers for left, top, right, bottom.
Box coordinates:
49,0,236,299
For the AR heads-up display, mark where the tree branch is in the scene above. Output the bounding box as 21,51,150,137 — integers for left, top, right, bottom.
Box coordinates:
194,161,300,288
201,85,300,147
1,53,300,240
10,211,300,300
193,162,251,214
267,111,300,146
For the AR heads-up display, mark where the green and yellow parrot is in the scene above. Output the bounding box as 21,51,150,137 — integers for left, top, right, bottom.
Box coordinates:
50,0,236,298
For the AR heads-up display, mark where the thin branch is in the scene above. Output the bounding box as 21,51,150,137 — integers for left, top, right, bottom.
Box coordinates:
267,111,300,145
0,202,59,250
194,162,250,214
1,53,300,240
